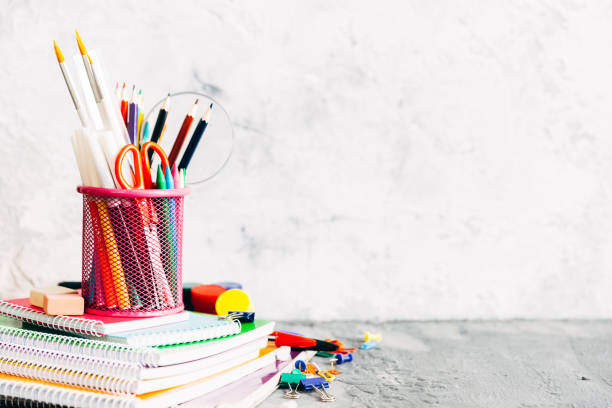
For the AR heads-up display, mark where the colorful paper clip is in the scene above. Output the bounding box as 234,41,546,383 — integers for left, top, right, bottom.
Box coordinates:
300,377,335,402
318,370,336,382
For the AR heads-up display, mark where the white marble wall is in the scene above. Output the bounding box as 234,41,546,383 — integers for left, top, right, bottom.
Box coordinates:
1,0,612,320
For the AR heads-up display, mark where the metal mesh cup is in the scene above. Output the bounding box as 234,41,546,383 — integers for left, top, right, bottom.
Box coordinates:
77,186,190,317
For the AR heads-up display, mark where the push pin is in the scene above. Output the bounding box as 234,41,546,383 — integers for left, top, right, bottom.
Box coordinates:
328,359,340,375
300,377,335,402
335,353,353,364
360,340,379,350
364,331,381,342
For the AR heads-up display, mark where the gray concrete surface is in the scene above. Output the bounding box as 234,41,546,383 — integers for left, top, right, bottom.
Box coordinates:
259,320,612,408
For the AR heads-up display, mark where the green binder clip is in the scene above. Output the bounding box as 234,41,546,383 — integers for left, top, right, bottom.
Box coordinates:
280,369,306,399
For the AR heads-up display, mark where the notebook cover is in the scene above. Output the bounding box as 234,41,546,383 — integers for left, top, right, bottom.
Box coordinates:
86,312,241,346
0,298,188,336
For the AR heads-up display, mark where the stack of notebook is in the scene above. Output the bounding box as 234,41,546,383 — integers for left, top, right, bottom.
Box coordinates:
0,297,306,407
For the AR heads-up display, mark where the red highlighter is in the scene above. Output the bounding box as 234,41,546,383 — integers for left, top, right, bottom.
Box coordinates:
270,331,339,351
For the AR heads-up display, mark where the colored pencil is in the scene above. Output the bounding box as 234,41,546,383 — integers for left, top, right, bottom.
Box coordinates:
168,98,199,166
178,103,213,170
148,94,170,161
120,82,128,125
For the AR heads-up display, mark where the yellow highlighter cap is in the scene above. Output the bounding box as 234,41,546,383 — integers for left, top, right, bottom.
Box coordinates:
215,289,251,315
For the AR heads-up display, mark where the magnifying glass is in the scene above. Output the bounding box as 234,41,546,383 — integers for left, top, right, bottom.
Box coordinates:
145,91,234,185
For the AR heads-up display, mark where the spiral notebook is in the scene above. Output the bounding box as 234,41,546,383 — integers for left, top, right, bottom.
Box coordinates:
0,346,282,407
0,336,268,381
0,317,275,367
0,298,189,337
180,350,316,407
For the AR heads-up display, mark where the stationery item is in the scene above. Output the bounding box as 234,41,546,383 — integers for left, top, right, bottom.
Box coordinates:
75,30,101,103
86,311,240,347
215,281,243,290
149,94,170,161
0,337,259,396
172,163,180,188
178,103,212,170
180,168,186,187
141,120,151,144
300,377,335,401
42,294,84,316
360,340,379,350
180,350,315,408
57,281,82,290
191,285,251,315
113,142,175,310
334,353,353,364
137,90,144,144
182,282,202,311
29,286,77,308
127,86,137,144
0,334,266,383
0,298,188,336
223,311,255,323
0,317,274,367
270,331,339,352
364,331,381,342
120,82,128,125
53,41,89,127
167,98,199,166
0,346,283,407
156,164,166,189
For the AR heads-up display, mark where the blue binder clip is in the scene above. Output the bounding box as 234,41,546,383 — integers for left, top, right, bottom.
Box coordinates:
300,377,335,402
224,311,255,323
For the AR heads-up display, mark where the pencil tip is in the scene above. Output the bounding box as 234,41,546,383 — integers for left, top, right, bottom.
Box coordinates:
195,99,199,104
122,82,126,88
210,103,213,108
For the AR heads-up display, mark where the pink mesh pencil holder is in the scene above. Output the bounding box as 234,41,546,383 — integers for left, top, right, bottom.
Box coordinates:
77,186,191,317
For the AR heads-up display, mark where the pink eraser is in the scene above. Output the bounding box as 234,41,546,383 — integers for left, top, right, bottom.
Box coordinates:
43,294,84,316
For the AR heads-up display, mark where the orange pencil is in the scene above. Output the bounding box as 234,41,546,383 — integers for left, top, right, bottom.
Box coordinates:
167,99,199,167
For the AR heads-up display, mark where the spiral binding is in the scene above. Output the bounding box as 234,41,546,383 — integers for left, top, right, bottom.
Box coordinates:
0,342,142,380
0,378,134,408
0,354,138,395
0,324,158,367
0,301,104,337
126,318,241,347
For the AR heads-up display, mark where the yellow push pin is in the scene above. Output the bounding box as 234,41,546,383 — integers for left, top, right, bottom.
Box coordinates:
364,331,382,342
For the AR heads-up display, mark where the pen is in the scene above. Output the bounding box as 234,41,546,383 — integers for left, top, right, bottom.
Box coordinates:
168,98,199,167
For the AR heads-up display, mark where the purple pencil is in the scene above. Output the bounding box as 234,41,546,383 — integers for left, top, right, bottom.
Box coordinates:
128,86,137,144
